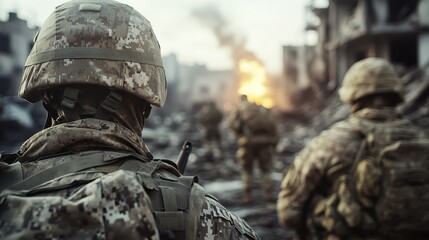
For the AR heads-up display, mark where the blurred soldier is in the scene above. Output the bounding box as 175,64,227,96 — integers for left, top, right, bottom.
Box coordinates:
277,58,429,239
229,95,278,204
0,1,260,239
198,101,223,157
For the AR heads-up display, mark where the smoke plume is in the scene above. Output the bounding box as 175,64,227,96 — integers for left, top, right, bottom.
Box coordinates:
191,6,254,61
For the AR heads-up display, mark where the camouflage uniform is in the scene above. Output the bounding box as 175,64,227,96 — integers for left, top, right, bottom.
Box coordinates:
277,58,426,239
0,1,260,239
229,98,278,203
198,102,223,145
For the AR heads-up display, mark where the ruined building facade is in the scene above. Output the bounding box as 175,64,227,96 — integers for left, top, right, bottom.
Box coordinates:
284,0,429,107
311,0,429,90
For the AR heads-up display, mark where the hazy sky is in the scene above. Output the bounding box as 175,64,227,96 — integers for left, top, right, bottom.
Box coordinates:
0,0,326,75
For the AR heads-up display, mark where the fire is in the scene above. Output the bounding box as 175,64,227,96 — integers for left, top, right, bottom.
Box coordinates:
238,58,274,108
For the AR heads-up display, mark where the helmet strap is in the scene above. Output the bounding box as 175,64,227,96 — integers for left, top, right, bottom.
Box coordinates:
94,91,123,120
42,91,66,128
60,87,81,122
144,105,152,119
42,99,56,129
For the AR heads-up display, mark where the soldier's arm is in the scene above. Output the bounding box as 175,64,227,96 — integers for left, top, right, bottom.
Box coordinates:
276,136,327,234
196,193,260,239
277,123,361,238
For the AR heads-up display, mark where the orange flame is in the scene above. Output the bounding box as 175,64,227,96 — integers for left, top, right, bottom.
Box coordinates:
238,58,274,108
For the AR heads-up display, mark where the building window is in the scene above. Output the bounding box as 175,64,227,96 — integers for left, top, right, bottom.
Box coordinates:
354,51,367,63
390,37,417,68
0,33,12,54
388,0,419,23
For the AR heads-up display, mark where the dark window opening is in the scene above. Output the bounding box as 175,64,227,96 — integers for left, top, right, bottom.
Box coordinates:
354,51,367,63
346,0,358,14
0,33,12,54
388,0,419,23
389,37,417,68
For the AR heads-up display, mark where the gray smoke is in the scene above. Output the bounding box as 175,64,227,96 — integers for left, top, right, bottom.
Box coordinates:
191,6,254,61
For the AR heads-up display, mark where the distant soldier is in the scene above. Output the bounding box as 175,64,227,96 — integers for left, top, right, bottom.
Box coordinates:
229,95,278,204
277,58,429,239
198,101,223,153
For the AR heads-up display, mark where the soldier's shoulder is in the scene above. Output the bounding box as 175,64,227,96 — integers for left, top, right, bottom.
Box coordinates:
296,119,362,164
197,193,260,240
310,119,360,146
0,169,159,240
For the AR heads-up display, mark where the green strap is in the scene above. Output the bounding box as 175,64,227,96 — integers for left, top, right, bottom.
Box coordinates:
155,186,185,232
25,47,163,67
160,186,178,211
137,161,159,190
9,151,146,191
156,212,185,232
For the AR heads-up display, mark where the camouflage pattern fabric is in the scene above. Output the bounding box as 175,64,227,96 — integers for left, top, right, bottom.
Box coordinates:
277,108,426,239
197,195,257,239
20,0,167,107
277,117,362,233
1,119,259,240
0,170,160,240
19,118,150,163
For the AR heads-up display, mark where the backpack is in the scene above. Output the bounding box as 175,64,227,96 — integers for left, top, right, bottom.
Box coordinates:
237,103,275,135
313,117,429,238
0,151,206,240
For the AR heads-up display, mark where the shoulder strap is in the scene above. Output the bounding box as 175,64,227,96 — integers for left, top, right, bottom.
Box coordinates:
346,139,368,192
0,162,23,192
6,151,149,192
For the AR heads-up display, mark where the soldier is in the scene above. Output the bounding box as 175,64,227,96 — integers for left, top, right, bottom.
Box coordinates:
277,58,429,239
0,1,260,239
228,95,278,204
198,101,223,158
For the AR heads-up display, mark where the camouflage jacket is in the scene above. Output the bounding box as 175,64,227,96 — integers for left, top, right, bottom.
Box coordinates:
0,118,259,240
276,108,426,237
228,102,278,146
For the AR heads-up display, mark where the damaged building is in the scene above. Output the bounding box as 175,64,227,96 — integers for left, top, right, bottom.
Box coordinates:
0,12,39,96
284,0,429,107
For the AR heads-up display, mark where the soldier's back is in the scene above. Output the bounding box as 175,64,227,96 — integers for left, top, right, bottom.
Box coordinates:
0,150,259,240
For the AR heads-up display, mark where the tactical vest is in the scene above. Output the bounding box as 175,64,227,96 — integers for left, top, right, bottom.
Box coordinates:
0,151,206,240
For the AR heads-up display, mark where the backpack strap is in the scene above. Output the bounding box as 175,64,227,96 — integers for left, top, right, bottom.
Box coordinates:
6,151,149,191
345,139,367,193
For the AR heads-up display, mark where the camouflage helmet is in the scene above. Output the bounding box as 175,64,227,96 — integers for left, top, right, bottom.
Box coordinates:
339,58,404,104
19,0,167,107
